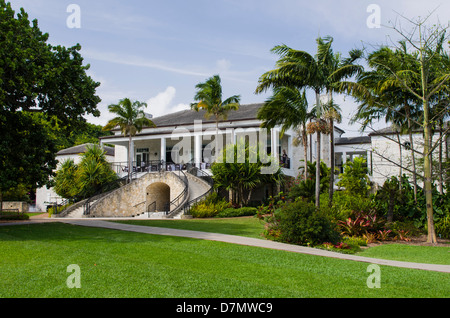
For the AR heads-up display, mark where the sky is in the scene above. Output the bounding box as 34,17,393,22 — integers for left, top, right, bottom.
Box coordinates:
9,0,450,136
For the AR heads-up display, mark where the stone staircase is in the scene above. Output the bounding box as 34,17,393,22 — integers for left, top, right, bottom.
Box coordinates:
57,169,213,219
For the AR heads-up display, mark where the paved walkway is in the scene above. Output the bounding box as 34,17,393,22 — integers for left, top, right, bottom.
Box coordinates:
59,219,450,273
2,217,450,273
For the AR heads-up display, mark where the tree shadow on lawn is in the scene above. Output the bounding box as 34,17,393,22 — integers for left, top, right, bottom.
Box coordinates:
0,222,199,246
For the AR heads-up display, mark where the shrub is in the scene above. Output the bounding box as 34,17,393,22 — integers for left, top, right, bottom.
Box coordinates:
189,193,231,218
217,207,257,218
435,213,450,239
0,212,29,221
321,191,376,222
338,211,385,238
336,157,371,196
266,199,341,246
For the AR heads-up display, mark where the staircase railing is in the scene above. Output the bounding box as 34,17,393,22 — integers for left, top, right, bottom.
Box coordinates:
165,170,189,217
83,172,135,216
182,167,214,216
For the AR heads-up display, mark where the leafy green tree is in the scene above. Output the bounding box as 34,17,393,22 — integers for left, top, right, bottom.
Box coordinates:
0,1,101,203
76,145,117,197
103,98,155,182
339,17,450,243
257,87,311,180
191,75,240,158
336,157,371,197
0,1,100,119
0,111,57,210
211,138,283,206
255,36,362,208
54,144,117,200
54,159,79,200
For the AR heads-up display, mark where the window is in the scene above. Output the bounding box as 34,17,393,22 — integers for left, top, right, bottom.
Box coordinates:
403,142,411,150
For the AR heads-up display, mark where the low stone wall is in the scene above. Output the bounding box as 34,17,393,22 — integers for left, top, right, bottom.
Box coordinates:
89,172,186,218
1,202,29,213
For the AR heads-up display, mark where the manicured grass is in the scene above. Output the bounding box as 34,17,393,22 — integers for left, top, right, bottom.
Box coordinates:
115,217,266,239
117,217,450,265
0,223,449,298
357,244,450,265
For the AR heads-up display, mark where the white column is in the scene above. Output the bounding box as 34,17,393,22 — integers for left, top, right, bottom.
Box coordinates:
271,129,280,161
160,138,166,163
195,134,202,168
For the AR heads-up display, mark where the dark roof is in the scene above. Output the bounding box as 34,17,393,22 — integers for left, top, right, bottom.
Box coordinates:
335,136,371,145
369,121,450,136
57,143,115,157
142,103,264,128
104,103,349,138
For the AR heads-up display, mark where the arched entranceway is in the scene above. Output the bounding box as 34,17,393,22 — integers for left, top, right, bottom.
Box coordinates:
146,182,171,212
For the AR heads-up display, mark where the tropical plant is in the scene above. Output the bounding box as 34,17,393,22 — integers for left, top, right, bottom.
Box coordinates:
336,157,371,196
266,198,341,246
257,87,311,179
53,144,117,200
103,98,155,182
338,17,450,243
53,159,78,199
211,138,284,207
255,36,362,208
191,74,240,158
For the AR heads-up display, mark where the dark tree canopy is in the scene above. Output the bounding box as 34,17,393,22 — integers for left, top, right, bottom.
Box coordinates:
0,1,101,120
0,1,101,194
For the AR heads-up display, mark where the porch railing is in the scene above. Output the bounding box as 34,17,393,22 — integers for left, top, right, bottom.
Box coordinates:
110,161,213,176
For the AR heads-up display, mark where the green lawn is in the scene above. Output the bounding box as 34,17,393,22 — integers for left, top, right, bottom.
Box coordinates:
116,217,450,265
357,244,450,265
0,222,449,298
115,217,266,239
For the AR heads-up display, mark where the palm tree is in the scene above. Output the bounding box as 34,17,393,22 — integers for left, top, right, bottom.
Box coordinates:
191,75,240,163
347,43,423,201
103,98,156,182
256,36,362,208
257,87,311,180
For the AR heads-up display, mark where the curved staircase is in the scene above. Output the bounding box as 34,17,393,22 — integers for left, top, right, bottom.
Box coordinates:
59,167,213,219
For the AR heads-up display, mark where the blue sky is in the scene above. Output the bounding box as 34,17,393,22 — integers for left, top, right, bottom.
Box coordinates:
9,0,450,136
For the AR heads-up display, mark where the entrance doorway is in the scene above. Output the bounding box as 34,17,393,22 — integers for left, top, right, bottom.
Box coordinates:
146,182,171,212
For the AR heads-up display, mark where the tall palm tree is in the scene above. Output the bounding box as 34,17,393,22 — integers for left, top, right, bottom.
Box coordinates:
191,75,240,163
257,87,311,180
256,36,362,207
103,98,155,182
347,43,423,201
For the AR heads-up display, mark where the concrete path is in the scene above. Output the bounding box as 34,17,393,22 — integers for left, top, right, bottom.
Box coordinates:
57,219,450,274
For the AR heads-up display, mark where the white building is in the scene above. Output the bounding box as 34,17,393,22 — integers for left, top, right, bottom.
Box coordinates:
100,104,345,180
35,143,115,212
34,104,448,215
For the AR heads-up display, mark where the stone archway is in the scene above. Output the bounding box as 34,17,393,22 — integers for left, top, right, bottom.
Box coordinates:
146,182,170,212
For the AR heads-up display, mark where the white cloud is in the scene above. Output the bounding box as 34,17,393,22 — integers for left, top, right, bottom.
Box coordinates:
146,86,190,118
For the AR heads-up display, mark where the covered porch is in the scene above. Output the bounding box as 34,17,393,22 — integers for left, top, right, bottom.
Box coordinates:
101,126,295,177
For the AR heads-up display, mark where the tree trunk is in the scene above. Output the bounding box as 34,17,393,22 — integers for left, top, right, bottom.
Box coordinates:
128,134,132,183
423,103,437,243
329,118,335,207
315,92,321,209
387,196,394,223
303,131,309,180
246,189,253,206
316,131,321,208
397,132,403,191
405,104,418,202
446,130,449,190
438,122,444,195
408,128,418,202
229,188,233,205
